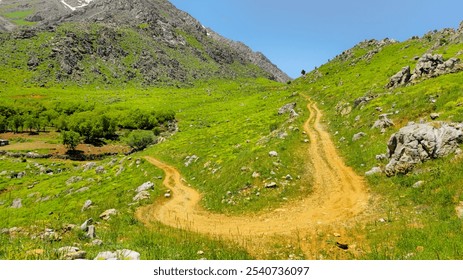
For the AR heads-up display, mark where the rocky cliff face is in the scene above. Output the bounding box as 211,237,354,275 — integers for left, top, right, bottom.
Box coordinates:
0,0,290,85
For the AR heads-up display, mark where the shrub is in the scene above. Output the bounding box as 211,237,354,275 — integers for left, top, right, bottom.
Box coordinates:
62,130,81,150
125,130,155,151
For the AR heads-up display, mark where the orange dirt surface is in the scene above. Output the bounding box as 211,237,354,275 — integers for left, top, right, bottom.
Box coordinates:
136,101,374,259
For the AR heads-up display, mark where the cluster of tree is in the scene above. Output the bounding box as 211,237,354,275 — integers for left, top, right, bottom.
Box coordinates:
0,103,176,150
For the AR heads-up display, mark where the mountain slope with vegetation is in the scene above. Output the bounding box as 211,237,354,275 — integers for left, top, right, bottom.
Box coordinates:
0,0,289,88
292,21,463,259
2,0,463,261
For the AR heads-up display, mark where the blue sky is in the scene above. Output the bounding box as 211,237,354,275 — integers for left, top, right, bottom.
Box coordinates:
169,0,463,78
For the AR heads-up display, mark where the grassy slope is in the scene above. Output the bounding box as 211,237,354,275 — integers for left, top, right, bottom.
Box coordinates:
292,33,463,259
0,78,309,259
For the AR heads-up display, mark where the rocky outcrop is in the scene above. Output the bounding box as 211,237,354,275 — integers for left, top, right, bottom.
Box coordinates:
387,54,461,88
385,122,463,176
410,54,461,81
386,66,411,88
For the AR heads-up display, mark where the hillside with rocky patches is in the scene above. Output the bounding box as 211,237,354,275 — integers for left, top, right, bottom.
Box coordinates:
291,20,463,259
0,0,290,87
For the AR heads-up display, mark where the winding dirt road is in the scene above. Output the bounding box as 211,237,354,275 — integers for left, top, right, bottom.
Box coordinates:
136,102,370,257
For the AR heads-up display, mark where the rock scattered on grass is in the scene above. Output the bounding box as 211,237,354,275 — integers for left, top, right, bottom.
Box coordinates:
264,182,278,188
136,181,154,193
365,167,382,176
82,162,96,172
95,166,105,174
66,176,83,185
184,155,199,167
80,218,93,231
57,246,86,260
86,225,96,239
99,209,117,220
133,191,150,202
94,249,140,260
269,151,278,157
352,132,366,142
11,198,22,209
81,200,92,212
412,181,425,188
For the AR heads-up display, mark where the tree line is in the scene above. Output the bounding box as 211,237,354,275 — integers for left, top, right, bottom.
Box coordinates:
0,103,176,150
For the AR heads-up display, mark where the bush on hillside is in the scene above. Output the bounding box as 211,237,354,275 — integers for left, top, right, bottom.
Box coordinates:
125,130,155,151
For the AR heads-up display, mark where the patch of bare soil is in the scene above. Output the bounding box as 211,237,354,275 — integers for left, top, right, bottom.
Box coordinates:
0,132,129,155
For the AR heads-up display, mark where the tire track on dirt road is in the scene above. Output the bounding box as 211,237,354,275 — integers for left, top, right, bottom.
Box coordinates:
135,101,370,257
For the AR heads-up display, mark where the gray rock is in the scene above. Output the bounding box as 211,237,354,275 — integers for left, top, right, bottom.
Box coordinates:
99,209,117,220
81,200,92,212
95,166,105,174
386,66,411,88
115,166,124,176
264,182,278,188
133,191,150,201
136,181,154,193
11,198,22,209
385,122,463,176
184,155,199,167
76,187,90,193
40,228,60,241
116,249,140,260
365,167,382,176
91,239,103,246
430,113,440,120
352,132,366,142
57,246,86,260
278,103,296,115
82,162,97,172
80,218,93,231
16,171,26,179
372,114,394,131
269,151,278,157
289,109,299,118
94,251,118,260
66,176,83,185
94,249,140,260
86,225,96,239
412,181,425,188
376,154,387,161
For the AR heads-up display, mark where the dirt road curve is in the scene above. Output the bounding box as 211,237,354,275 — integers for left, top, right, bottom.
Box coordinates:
136,102,370,254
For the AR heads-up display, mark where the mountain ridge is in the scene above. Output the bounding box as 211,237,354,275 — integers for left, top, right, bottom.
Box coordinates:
0,0,290,86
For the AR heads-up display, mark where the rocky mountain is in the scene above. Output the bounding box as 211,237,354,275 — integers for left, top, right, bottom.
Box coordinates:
0,0,290,86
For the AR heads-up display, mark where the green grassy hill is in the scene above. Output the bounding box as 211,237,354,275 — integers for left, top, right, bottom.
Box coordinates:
292,24,463,259
2,1,463,260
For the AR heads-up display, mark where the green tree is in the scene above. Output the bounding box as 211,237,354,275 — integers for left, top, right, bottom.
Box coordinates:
0,115,7,132
62,130,81,150
125,130,155,151
24,114,40,133
10,115,24,133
